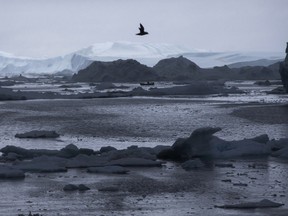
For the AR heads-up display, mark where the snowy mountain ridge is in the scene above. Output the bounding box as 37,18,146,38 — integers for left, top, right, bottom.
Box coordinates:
0,41,284,76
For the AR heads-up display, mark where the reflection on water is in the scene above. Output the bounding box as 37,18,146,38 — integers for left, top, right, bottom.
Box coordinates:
0,158,288,216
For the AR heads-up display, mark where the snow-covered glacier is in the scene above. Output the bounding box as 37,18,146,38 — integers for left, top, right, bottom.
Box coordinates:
0,42,284,76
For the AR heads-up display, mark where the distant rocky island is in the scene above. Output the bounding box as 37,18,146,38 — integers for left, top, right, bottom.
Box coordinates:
72,56,281,82
1,43,288,101
72,59,158,82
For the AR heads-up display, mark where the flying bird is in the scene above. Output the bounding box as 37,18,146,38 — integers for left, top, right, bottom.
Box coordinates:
136,23,148,36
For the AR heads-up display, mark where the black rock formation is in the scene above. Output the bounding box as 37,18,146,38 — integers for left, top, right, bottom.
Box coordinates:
157,127,221,161
279,42,288,93
69,55,281,83
152,55,279,81
153,56,200,80
72,59,158,82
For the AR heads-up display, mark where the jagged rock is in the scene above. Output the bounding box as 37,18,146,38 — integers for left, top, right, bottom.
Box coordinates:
158,127,221,161
181,159,205,171
87,166,129,174
215,199,284,209
158,127,272,160
0,165,25,179
15,130,60,138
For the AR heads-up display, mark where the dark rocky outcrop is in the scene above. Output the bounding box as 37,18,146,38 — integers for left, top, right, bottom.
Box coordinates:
234,65,280,80
157,127,221,161
153,56,200,80
72,59,158,82
0,87,27,101
157,127,274,161
279,42,288,93
152,56,279,81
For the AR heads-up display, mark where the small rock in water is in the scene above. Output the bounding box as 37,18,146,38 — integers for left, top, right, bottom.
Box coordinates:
15,130,60,138
233,183,248,187
215,163,235,168
63,184,79,191
78,184,90,191
63,184,90,191
221,179,232,183
215,199,284,209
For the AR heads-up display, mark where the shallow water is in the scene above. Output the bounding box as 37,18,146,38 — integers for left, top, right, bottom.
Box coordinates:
1,158,288,216
0,81,288,216
0,97,287,150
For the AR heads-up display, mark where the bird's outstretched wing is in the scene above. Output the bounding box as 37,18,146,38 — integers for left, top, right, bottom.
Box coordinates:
139,23,145,32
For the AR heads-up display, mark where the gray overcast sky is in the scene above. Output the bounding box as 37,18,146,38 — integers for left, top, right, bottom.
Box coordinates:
0,0,287,58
